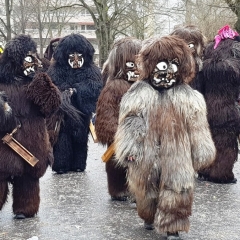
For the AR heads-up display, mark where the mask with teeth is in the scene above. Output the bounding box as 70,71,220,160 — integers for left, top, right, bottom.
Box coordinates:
125,61,139,82
68,52,84,68
23,52,42,77
150,58,179,89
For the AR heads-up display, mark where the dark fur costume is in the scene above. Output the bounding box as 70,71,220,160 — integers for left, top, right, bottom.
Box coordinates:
0,35,61,218
114,36,215,235
41,38,62,72
47,33,102,173
44,38,61,61
95,37,142,200
195,36,240,183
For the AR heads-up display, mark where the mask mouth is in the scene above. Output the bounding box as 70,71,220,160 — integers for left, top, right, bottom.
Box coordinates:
151,76,176,88
23,53,41,77
23,66,35,76
127,71,139,82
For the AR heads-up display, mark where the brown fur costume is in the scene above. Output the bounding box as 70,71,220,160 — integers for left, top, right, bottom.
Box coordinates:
0,35,61,219
95,37,142,200
170,25,207,85
114,36,216,236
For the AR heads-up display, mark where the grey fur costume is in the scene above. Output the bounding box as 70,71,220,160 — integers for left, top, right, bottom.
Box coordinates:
114,80,216,233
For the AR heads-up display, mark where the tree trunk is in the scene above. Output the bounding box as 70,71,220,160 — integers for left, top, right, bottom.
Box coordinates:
225,0,240,32
95,21,113,68
5,0,11,41
37,4,43,57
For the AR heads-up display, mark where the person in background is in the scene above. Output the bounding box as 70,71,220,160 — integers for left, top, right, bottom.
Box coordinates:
194,25,240,184
95,37,142,201
47,33,103,174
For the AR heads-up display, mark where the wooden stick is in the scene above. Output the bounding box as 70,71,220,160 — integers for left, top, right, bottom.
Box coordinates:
89,121,98,143
101,143,115,163
2,134,39,167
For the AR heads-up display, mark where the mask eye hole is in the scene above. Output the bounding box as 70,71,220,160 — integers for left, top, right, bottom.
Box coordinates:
25,56,32,62
172,63,178,73
69,54,74,57
126,62,135,68
189,43,195,49
156,61,168,71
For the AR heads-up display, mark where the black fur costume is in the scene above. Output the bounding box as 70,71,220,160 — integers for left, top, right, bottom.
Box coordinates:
195,26,240,183
47,33,103,173
0,35,61,218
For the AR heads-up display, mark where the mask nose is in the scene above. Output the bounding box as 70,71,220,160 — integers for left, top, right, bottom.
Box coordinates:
74,53,79,61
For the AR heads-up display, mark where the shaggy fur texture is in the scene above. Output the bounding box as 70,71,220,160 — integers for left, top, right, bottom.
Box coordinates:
194,38,240,183
0,34,61,218
114,36,216,233
44,38,61,61
47,33,102,173
95,37,142,199
170,25,207,89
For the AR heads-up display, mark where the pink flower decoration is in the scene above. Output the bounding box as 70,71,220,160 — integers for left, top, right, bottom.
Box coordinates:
214,25,239,49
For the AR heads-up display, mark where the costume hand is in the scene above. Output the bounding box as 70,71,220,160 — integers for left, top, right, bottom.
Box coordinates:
0,91,11,113
127,156,135,161
67,88,77,96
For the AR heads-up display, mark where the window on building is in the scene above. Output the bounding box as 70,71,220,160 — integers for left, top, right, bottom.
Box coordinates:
80,9,90,16
87,25,95,30
81,25,95,31
70,25,78,30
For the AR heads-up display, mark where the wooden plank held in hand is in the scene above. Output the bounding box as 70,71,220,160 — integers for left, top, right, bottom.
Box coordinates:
2,134,39,167
101,143,115,163
89,121,98,143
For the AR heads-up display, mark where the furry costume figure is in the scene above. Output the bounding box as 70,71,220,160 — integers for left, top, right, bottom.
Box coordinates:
95,37,142,201
44,38,61,61
0,35,61,219
170,25,207,84
40,38,62,72
43,38,82,147
47,33,102,174
195,25,240,184
113,35,216,239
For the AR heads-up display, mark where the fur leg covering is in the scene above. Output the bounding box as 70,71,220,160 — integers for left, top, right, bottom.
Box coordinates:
199,131,237,182
12,175,40,217
0,177,9,210
136,194,158,225
154,189,193,233
52,131,72,173
71,133,89,171
106,158,129,198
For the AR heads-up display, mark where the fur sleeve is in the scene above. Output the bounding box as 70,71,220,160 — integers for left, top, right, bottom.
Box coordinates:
95,79,131,145
26,72,61,116
114,82,155,165
59,89,83,124
72,66,103,116
188,90,216,171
